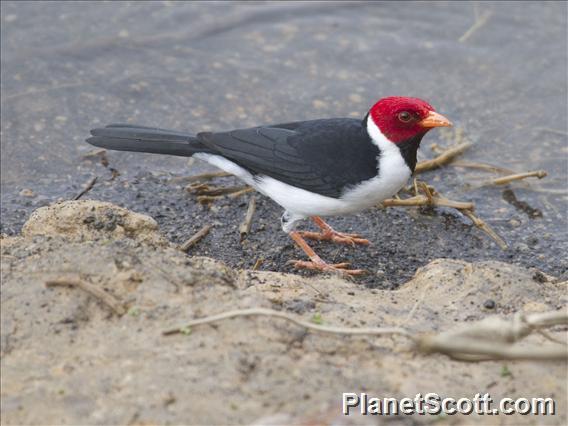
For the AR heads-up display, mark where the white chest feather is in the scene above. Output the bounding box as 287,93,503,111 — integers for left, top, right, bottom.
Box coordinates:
342,118,411,208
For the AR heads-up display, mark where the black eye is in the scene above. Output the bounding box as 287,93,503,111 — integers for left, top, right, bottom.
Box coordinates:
398,111,412,123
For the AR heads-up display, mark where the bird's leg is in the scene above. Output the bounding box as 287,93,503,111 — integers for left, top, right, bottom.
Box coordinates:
298,216,371,246
288,231,366,276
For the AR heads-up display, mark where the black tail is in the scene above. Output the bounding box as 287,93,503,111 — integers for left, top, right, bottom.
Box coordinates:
86,124,205,157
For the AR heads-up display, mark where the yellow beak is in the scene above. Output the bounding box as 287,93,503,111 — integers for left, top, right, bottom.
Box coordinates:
418,111,453,128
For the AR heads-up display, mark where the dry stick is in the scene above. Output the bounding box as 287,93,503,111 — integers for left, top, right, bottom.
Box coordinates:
46,277,126,315
415,142,472,174
187,171,231,182
382,194,474,210
459,9,492,43
179,224,212,252
162,308,413,338
190,185,250,197
481,170,548,186
462,209,508,250
163,308,568,361
239,196,257,240
252,258,264,271
382,181,508,249
73,176,98,200
420,337,567,361
418,311,568,361
227,187,254,199
196,195,222,205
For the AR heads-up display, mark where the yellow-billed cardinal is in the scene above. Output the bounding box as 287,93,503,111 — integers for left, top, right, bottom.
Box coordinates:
87,97,452,275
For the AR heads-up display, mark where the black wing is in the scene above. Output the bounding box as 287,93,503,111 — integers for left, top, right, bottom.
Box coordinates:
196,118,379,198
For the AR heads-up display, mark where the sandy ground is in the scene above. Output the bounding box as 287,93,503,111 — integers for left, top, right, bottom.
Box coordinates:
1,200,566,425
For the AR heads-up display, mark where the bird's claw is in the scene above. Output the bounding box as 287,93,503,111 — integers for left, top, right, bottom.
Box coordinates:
288,259,367,276
298,230,371,247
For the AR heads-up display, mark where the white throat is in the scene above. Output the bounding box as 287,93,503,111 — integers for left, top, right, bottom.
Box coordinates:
366,115,399,155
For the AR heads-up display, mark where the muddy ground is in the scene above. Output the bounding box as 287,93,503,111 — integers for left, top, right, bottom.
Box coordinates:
1,200,566,425
1,147,566,289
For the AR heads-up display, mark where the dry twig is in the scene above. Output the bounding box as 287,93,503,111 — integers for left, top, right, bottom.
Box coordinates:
179,225,212,252
252,258,264,271
73,176,98,200
46,277,126,315
382,180,508,249
415,142,472,173
163,308,568,361
459,7,492,43
462,209,508,250
481,170,547,187
187,183,250,197
239,196,257,240
162,308,413,338
227,187,255,198
383,181,474,210
418,311,568,361
187,171,231,182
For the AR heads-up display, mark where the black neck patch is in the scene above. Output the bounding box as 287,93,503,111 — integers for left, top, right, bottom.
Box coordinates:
395,133,425,173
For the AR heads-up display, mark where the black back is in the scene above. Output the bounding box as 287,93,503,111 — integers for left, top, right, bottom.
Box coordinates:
196,118,380,198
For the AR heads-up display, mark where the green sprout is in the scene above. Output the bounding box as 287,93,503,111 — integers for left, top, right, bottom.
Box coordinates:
179,326,192,336
311,312,323,325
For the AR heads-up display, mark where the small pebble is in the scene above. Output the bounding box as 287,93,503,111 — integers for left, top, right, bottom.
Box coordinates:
483,299,496,310
19,188,36,198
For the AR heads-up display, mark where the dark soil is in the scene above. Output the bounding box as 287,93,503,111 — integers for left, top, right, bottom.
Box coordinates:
2,158,565,288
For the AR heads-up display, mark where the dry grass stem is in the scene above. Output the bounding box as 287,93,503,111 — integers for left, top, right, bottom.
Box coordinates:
459,8,492,43
162,308,413,339
239,196,257,240
180,224,212,252
73,176,98,200
383,181,508,249
418,311,568,361
482,170,548,186
163,308,567,361
382,193,474,210
196,195,222,205
46,276,126,315
462,209,508,250
252,258,264,271
187,183,250,196
415,142,472,173
227,187,255,198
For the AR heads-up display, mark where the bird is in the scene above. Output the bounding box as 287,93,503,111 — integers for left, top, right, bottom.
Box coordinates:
87,96,452,275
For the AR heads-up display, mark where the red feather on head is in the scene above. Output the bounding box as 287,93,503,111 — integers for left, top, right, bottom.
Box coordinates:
370,96,436,143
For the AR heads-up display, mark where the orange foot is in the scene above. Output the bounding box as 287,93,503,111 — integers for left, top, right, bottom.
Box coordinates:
299,216,371,247
288,231,367,276
288,259,367,276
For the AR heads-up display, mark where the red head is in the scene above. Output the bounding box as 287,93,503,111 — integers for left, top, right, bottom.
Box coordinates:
369,96,452,143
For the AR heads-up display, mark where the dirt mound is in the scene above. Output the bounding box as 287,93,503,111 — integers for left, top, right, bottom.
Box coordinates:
1,202,566,425
21,200,167,246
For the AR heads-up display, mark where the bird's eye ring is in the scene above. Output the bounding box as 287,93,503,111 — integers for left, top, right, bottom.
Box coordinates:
398,111,412,123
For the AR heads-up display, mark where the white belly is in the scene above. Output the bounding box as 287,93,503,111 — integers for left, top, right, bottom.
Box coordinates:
194,137,411,219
